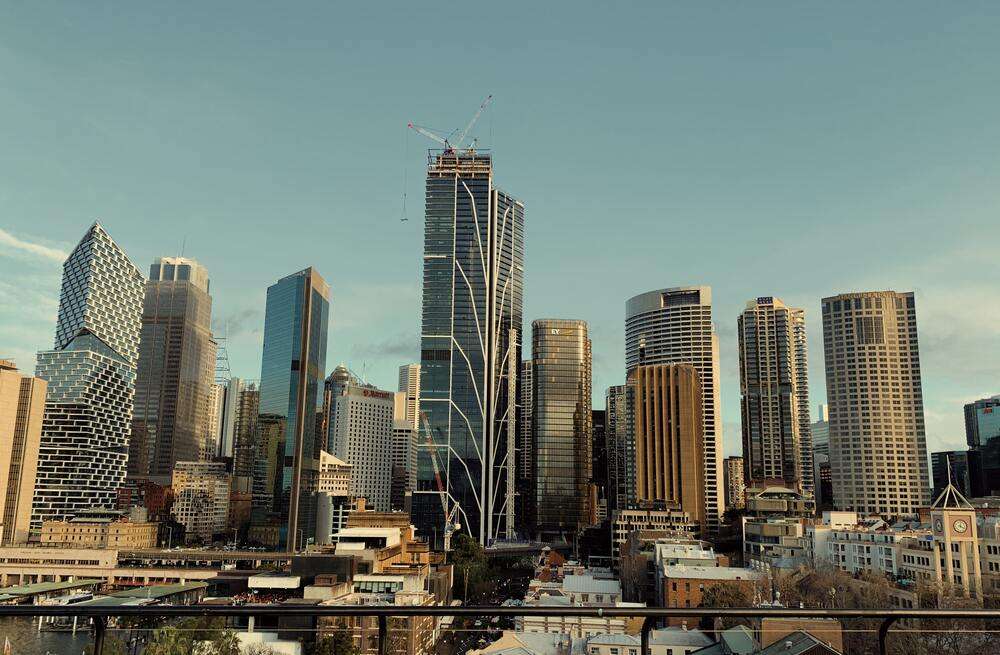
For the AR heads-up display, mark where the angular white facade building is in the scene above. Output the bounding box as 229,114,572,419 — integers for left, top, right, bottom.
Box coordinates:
625,287,723,533
31,223,144,529
396,363,420,431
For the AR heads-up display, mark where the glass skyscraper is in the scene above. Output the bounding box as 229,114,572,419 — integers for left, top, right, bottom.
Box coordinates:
129,257,216,483
31,223,144,528
531,319,592,539
252,267,329,551
416,150,524,547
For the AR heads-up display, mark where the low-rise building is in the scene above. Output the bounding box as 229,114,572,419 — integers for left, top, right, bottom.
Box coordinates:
40,508,157,549
518,569,644,637
659,566,766,615
612,506,698,566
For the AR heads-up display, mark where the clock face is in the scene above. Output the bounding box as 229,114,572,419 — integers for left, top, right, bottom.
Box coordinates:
953,519,969,534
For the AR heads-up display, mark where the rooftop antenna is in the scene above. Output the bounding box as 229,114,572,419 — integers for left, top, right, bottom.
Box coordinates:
180,235,187,257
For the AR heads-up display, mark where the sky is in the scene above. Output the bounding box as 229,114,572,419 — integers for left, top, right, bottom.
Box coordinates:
1,3,998,458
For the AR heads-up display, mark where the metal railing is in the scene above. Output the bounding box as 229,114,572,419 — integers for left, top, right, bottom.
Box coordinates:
1,604,999,655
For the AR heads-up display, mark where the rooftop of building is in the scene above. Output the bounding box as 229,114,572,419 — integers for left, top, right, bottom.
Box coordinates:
756,631,839,655
648,627,714,648
692,626,756,655
562,574,621,596
661,566,764,581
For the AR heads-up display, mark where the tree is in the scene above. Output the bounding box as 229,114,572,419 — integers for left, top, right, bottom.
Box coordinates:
310,631,359,655
84,636,127,655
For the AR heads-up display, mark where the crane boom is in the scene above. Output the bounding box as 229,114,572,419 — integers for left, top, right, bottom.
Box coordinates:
407,123,450,149
453,95,492,149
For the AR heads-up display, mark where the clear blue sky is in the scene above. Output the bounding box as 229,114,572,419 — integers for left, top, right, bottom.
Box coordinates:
2,2,998,457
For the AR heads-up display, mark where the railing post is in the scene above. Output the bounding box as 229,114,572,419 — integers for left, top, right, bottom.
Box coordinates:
640,616,654,655
877,617,896,655
378,614,389,655
93,616,107,655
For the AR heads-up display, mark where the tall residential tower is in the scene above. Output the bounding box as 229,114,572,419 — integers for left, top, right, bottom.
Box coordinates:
737,297,813,491
31,223,144,528
821,291,930,516
415,149,524,547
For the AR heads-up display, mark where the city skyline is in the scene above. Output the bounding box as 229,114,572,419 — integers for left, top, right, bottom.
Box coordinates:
2,3,999,461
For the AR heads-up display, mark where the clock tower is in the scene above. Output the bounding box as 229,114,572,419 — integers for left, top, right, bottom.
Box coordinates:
929,469,982,601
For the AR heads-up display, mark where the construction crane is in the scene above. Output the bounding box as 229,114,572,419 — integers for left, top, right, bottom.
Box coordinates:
419,411,462,550
408,95,493,153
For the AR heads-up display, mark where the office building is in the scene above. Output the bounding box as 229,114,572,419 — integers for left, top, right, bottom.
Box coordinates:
965,395,1000,497
397,364,420,431
516,359,534,532
631,364,705,533
606,383,636,517
821,291,930,516
172,461,231,544
812,404,832,510
724,456,745,512
415,149,524,547
0,361,46,544
322,364,356,454
812,404,830,457
130,257,215,483
330,382,395,512
391,421,418,513
233,382,259,479
592,409,608,522
738,297,813,491
205,382,223,458
215,377,244,459
32,223,144,529
315,450,354,544
253,268,330,551
531,320,592,538
625,287,723,532
931,451,972,498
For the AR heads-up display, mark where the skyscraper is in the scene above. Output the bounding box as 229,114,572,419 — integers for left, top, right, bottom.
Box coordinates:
930,451,972,499
965,395,1000,497
129,257,215,482
606,383,636,517
330,381,395,512
216,377,245,459
322,364,356,454
415,150,524,547
625,287,723,532
253,268,330,551
811,404,830,458
397,363,420,431
32,223,144,529
0,361,46,544
631,363,705,533
531,319,592,539
822,291,930,516
233,381,259,480
811,404,832,509
737,297,813,491
591,409,608,521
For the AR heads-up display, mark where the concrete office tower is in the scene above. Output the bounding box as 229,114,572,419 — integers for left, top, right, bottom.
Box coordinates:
625,287,723,532
216,377,244,459
331,382,395,512
606,383,636,517
171,460,231,544
397,364,420,431
130,257,215,482
32,223,144,529
253,268,330,551
965,395,1000,497
811,404,830,457
724,456,746,511
822,291,931,516
631,364,705,533
416,149,524,547
591,409,608,522
531,320,592,539
391,421,418,513
233,382,259,479
0,361,46,544
737,297,813,492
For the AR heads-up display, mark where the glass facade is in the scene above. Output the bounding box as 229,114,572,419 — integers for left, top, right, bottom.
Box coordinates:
531,320,592,538
253,268,329,551
130,258,215,483
415,151,524,547
966,396,1000,496
606,383,636,517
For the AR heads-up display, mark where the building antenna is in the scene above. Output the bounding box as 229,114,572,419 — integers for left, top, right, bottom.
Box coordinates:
400,125,409,222
180,235,187,257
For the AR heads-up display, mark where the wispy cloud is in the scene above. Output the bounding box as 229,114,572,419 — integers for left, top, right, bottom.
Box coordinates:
0,228,68,263
351,332,417,360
